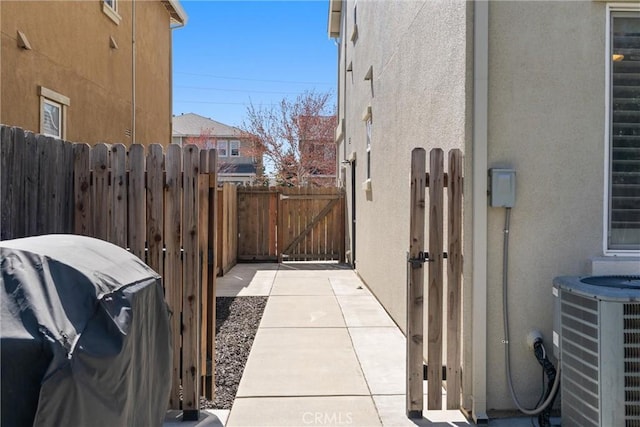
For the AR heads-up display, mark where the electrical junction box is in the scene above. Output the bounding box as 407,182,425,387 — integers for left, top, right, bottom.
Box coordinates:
489,168,516,208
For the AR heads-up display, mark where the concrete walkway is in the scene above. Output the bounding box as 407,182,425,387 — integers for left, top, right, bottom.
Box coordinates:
166,263,552,426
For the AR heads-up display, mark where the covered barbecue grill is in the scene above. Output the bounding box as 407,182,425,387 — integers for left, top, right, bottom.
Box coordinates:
1,234,171,427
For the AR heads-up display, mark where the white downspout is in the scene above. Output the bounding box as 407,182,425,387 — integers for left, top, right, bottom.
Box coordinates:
471,0,489,423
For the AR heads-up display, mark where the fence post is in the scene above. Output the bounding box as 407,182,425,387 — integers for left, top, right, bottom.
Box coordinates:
447,149,463,409
427,148,444,410
206,149,218,399
407,148,426,418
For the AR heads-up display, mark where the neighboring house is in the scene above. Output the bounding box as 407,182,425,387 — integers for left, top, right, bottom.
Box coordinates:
0,0,186,146
172,113,261,185
299,115,338,187
329,0,639,422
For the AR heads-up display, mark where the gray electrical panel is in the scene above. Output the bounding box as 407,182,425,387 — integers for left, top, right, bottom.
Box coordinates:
489,168,516,208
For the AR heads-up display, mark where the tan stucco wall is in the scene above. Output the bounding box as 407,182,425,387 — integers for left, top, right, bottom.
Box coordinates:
485,1,606,409
335,0,617,413
336,0,470,350
0,0,173,146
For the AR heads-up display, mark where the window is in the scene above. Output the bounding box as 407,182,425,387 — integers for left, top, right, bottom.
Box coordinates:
39,86,69,139
217,140,228,157
606,8,640,252
102,0,121,25
230,140,240,157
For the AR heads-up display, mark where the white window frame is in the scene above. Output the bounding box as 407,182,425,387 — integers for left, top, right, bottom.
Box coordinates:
603,3,640,255
102,0,121,25
229,140,240,157
217,140,228,157
39,86,69,140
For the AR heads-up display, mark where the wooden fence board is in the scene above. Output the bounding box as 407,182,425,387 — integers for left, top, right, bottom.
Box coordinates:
111,144,127,247
147,144,165,278
13,129,27,237
198,151,209,397
74,144,91,236
50,138,64,233
446,149,463,409
164,143,183,409
182,145,201,417
128,145,146,261
406,148,426,418
427,148,444,410
0,126,14,239
25,132,41,237
62,141,75,234
91,143,110,240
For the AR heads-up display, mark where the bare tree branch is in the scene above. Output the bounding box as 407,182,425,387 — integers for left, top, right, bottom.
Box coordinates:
240,90,337,187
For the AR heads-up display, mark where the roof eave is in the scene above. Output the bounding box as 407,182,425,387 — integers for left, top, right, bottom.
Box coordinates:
163,0,187,26
328,0,342,38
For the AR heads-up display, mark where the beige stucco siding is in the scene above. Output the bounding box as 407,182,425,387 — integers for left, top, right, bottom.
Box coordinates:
335,0,622,413
485,1,605,409
338,0,470,339
1,0,173,146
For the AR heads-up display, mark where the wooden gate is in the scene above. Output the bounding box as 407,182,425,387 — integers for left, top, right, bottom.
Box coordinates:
406,148,463,415
236,186,345,262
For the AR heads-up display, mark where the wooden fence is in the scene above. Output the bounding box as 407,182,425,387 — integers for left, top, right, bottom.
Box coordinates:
236,186,345,262
406,148,463,415
0,125,217,418
216,183,238,275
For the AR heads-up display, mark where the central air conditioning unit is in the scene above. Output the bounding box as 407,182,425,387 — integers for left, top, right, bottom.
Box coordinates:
553,276,640,427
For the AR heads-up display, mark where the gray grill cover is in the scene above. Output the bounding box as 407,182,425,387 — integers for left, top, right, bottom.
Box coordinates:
1,235,171,427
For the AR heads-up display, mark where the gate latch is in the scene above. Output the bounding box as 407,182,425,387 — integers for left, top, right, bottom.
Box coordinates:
407,251,428,268
407,251,448,268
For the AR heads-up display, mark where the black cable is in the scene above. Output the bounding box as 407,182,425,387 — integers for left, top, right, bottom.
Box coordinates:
533,342,558,427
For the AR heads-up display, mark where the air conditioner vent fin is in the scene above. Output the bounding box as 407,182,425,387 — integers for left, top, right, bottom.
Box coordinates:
625,304,640,424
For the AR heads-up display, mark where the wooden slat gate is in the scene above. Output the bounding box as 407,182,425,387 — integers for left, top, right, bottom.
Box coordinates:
236,186,345,263
406,148,463,416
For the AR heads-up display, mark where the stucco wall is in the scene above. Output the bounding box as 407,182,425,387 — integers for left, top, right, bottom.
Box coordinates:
1,0,173,146
337,0,470,345
335,0,618,413
485,1,606,409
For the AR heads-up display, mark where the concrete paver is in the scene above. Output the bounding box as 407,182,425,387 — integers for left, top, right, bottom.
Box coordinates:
227,396,381,426
259,295,346,328
337,295,397,327
163,263,543,426
270,277,333,295
349,326,407,395
235,327,370,398
216,269,276,297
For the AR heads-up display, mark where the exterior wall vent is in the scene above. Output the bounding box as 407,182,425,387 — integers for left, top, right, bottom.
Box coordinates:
553,276,640,427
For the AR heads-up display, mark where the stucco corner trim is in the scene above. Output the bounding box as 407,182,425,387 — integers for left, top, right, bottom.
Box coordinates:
361,105,372,122
335,119,344,143
16,31,32,50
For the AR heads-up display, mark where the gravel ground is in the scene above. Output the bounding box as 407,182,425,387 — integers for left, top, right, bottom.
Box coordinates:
200,296,268,410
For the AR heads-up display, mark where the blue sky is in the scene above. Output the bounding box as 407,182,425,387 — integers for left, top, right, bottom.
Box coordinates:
172,1,337,128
